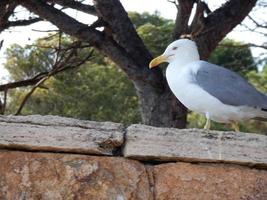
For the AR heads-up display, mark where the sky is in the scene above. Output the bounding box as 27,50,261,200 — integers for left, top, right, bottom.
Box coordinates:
0,0,266,83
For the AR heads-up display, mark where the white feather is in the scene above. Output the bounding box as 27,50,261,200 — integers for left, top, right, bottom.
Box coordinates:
162,39,265,124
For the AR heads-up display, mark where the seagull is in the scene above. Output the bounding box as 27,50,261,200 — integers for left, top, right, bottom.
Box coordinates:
149,39,267,132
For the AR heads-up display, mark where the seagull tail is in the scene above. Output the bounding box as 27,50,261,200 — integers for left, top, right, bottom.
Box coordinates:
254,117,267,122
253,108,267,121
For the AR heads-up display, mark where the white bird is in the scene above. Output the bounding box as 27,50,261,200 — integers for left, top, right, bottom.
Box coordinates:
149,39,267,132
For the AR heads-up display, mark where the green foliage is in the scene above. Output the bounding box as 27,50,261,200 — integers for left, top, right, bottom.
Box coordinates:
129,11,171,29
243,66,267,133
7,63,140,125
130,11,174,56
4,34,75,80
5,44,53,80
208,39,257,74
245,65,267,93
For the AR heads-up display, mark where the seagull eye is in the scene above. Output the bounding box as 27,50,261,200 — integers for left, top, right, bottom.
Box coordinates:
172,47,178,50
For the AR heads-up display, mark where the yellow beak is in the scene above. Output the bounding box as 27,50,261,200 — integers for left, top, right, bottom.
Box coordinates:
149,55,167,69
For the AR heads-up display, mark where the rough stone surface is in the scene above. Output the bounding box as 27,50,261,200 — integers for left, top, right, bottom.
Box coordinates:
0,150,151,200
0,115,267,199
124,124,267,167
0,115,124,155
0,115,123,130
153,162,267,200
0,150,266,200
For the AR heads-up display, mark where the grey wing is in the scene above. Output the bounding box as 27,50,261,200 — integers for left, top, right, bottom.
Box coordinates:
194,61,267,109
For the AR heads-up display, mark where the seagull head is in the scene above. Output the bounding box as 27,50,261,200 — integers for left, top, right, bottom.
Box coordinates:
149,39,200,68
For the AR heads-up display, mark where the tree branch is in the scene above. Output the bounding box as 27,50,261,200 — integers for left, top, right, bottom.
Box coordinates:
0,1,17,21
189,1,210,37
15,74,49,115
240,22,267,36
20,0,165,92
0,40,3,51
167,0,179,8
0,1,42,31
89,18,107,29
248,15,267,29
172,0,195,39
93,0,153,66
14,45,94,115
0,73,47,91
0,1,18,32
20,0,103,45
6,18,43,28
220,43,267,50
0,41,93,92
48,0,98,16
193,0,258,59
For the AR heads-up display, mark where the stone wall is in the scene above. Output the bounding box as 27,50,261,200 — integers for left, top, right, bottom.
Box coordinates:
0,115,266,200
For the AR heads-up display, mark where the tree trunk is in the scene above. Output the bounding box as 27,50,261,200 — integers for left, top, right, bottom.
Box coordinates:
136,81,187,128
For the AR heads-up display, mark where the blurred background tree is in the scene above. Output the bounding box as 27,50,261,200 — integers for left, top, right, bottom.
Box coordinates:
3,12,266,132
208,39,257,74
4,35,140,125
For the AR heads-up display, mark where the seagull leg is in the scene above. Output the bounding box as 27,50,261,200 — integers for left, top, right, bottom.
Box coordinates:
204,119,211,130
204,113,211,130
231,121,240,132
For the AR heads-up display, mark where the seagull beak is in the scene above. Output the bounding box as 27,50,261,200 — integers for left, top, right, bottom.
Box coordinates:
149,55,167,69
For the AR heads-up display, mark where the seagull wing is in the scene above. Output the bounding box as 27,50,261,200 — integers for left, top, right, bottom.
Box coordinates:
194,61,267,109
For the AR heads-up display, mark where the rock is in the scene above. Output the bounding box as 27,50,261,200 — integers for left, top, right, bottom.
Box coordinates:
1,150,266,200
0,115,267,199
124,124,267,167
0,151,152,200
0,115,123,130
153,162,267,200
0,115,124,155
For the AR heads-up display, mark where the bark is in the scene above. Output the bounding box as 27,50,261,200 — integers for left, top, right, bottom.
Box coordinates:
2,0,258,128
93,0,187,127
0,1,17,32
192,0,258,59
172,0,196,39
